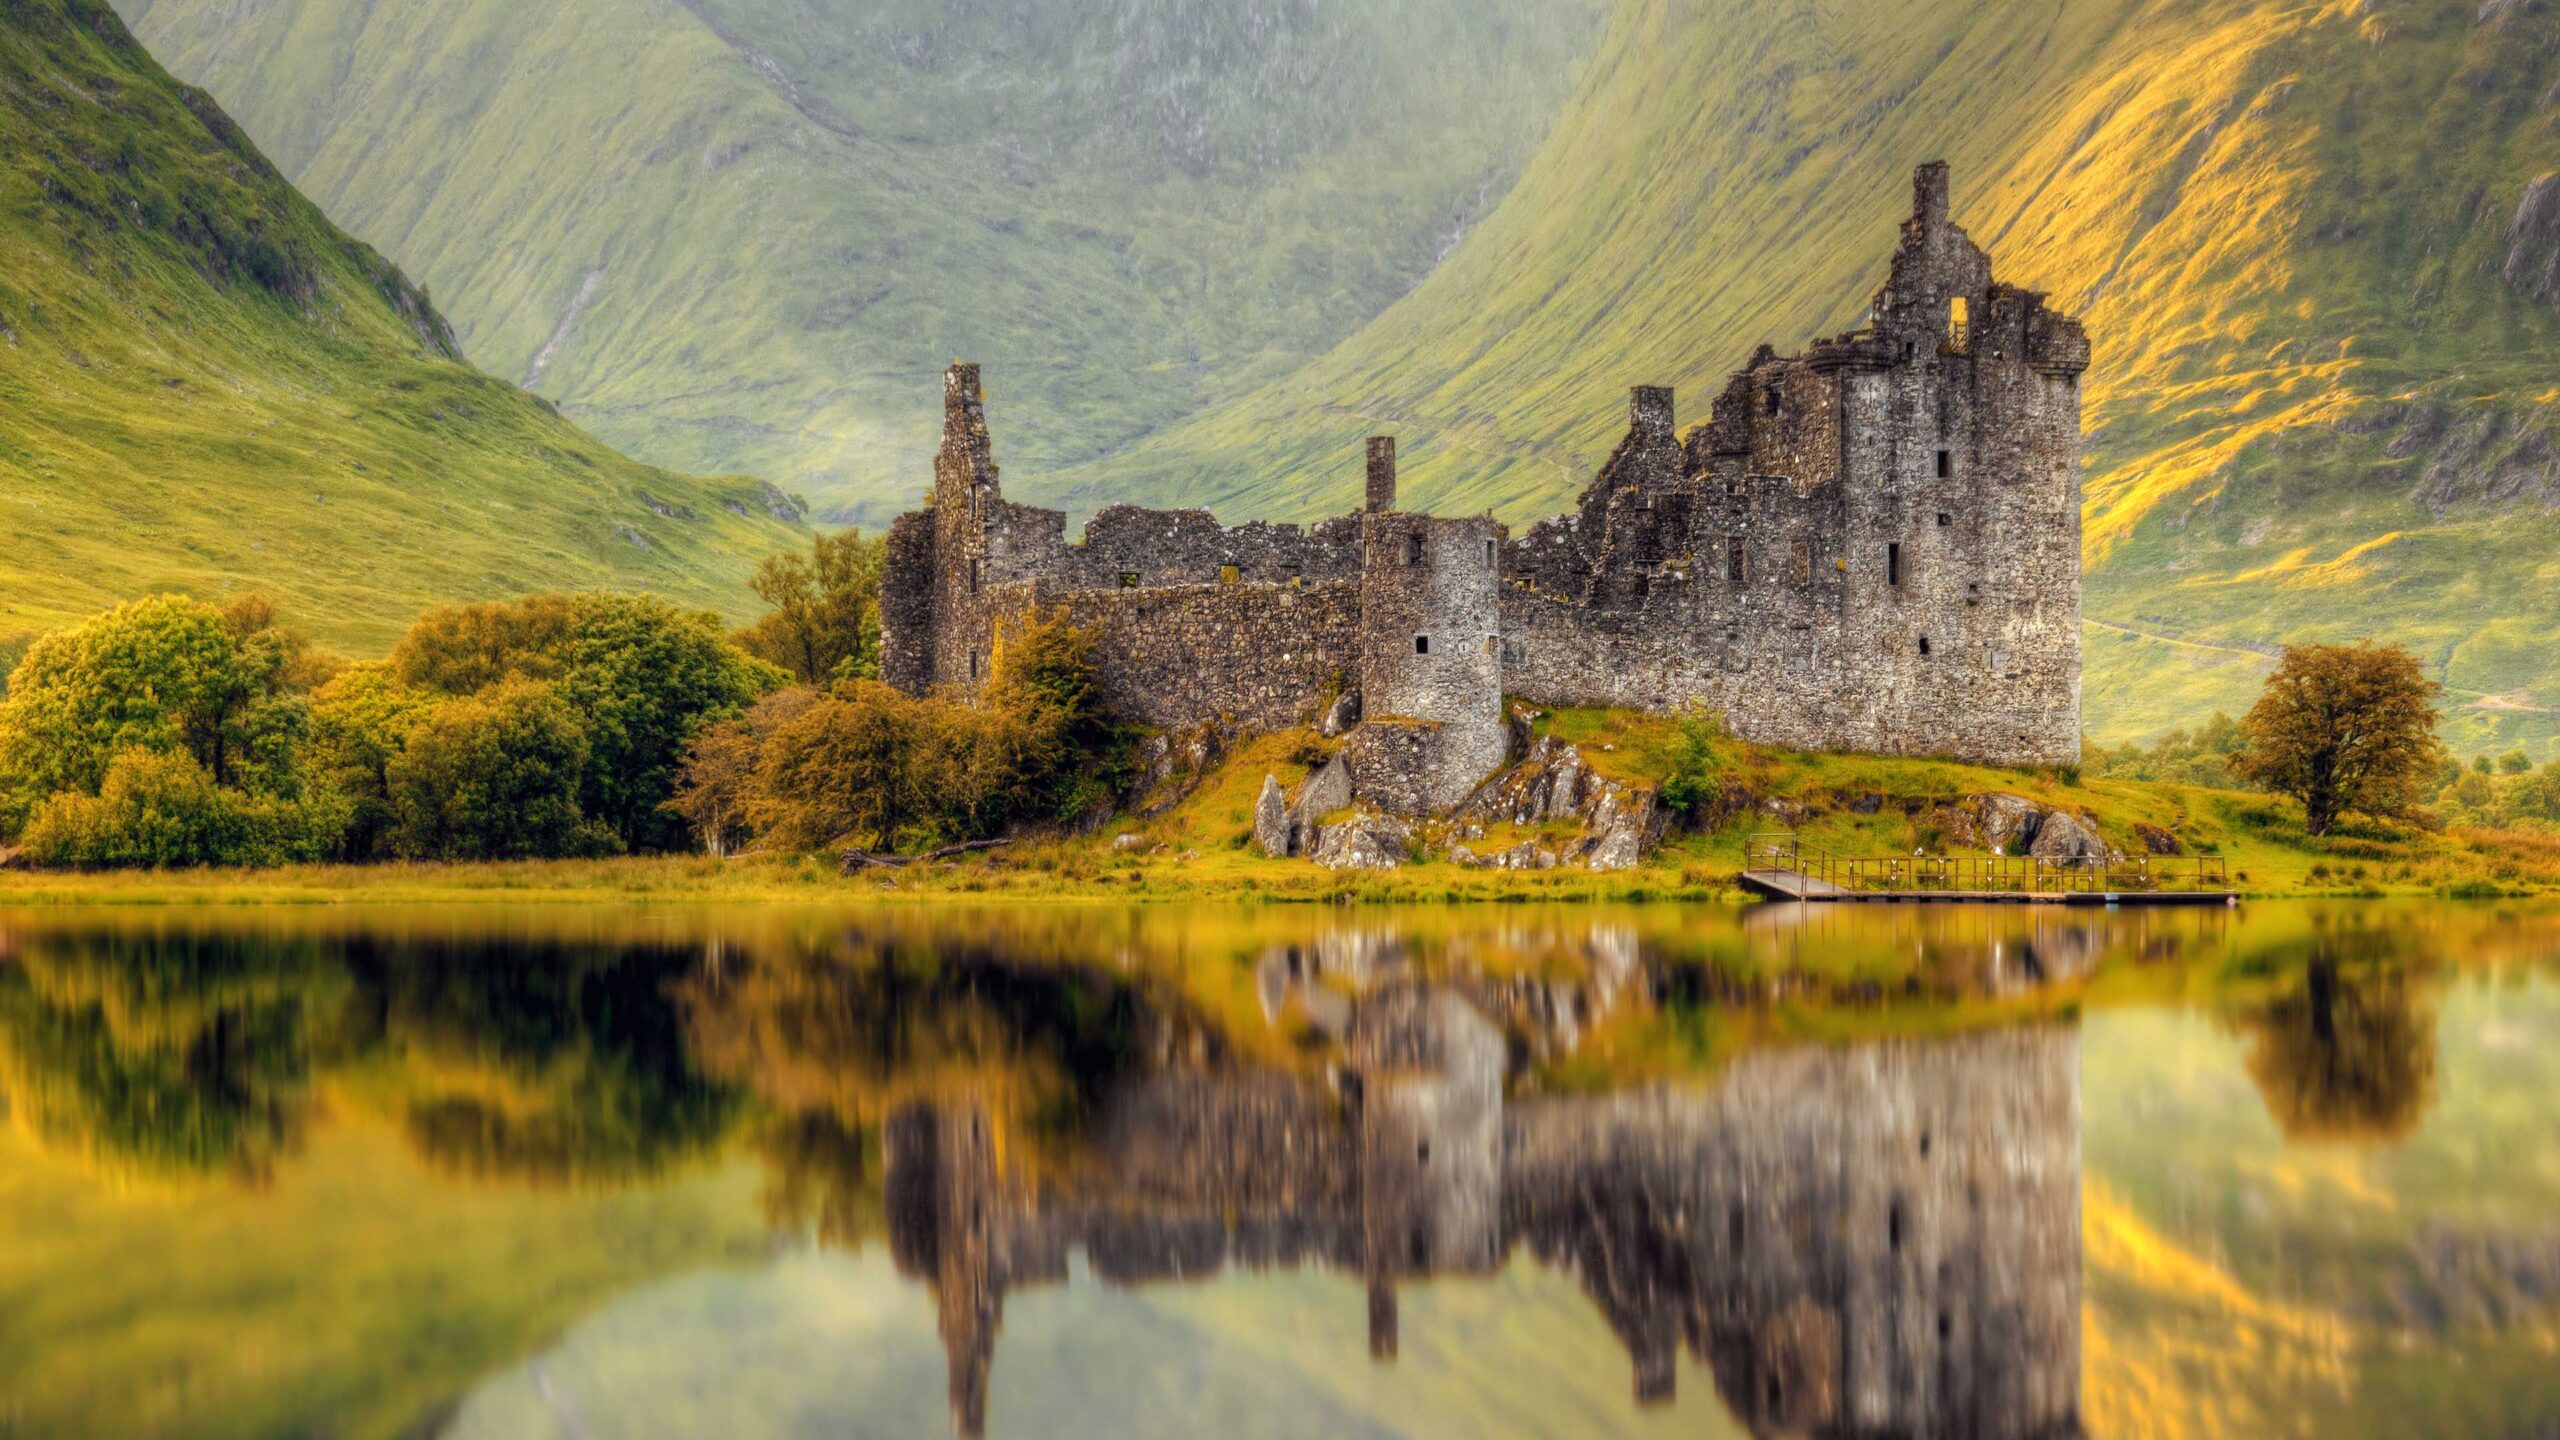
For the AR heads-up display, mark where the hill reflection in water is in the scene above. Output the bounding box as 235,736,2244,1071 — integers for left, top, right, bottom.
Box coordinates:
0,901,2550,1439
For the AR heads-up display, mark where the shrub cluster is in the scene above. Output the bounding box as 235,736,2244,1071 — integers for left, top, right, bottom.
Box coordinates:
672,607,1129,855
0,591,773,867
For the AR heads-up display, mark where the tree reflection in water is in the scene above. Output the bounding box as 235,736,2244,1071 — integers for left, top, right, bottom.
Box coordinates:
13,901,2479,1438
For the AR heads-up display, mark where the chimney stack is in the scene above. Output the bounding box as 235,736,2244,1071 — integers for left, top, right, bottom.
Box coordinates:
1365,436,1397,513
1630,385,1675,435
1914,160,1951,228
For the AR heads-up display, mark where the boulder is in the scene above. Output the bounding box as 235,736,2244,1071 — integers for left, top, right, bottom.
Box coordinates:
1933,793,2045,852
2027,811,2117,866
1318,690,1362,739
1294,753,1354,828
1309,815,1410,871
2132,822,2184,856
1112,832,1149,853
1587,825,1646,871
1253,774,1293,857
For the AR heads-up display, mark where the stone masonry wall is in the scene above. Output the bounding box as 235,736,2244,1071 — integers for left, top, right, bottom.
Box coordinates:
880,162,2087,781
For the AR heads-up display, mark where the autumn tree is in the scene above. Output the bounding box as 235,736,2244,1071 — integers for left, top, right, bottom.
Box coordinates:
2235,641,2443,836
2240,957,2437,1143
736,530,886,686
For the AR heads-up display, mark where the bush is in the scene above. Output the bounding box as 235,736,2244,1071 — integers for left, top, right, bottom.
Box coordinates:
22,749,339,869
1659,706,1735,820
389,592,781,853
386,679,604,860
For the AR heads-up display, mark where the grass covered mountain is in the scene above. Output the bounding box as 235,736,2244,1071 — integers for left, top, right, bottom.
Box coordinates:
1045,0,2560,753
103,0,2560,750
112,0,1609,523
0,0,804,655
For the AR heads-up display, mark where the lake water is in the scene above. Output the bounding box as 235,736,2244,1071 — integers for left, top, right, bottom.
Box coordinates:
1,900,2556,1439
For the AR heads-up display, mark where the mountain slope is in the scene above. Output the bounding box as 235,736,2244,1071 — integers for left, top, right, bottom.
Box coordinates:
113,0,1609,522
0,0,801,655
1038,0,2560,753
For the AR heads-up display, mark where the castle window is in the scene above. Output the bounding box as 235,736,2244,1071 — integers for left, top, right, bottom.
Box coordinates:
1762,384,1781,417
1632,573,1650,600
1414,634,1430,655
1887,542,1904,587
968,651,980,679
1889,1197,1907,1252
1947,296,1970,354
1485,538,1496,566
1726,536,1746,585
1919,635,1932,657
1484,634,1498,657
1218,564,1240,585
1937,510,1952,526
969,559,980,595
1405,532,1425,566
1935,449,1952,480
1118,571,1140,588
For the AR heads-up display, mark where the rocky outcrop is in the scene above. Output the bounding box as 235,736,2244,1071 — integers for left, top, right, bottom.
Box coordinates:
1308,814,1411,871
1926,793,2046,853
2027,810,2119,866
1254,753,1356,858
1133,719,1240,818
1450,736,1665,872
2132,822,2184,856
2505,172,2560,308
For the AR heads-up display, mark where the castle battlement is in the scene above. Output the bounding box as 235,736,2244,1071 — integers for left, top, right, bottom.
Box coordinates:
881,163,2087,802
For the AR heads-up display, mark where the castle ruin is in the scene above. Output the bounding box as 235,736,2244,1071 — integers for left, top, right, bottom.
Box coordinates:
882,163,2089,807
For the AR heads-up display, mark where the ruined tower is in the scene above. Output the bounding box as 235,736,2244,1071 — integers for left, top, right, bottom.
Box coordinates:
1348,440,1508,812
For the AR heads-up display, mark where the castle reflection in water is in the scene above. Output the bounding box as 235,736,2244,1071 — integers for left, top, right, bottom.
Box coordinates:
853,921,2087,1439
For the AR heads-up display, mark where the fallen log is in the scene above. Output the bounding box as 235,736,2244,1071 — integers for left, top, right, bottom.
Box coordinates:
840,839,1011,874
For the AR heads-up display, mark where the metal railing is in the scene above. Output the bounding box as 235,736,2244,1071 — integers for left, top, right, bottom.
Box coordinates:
1746,832,2228,895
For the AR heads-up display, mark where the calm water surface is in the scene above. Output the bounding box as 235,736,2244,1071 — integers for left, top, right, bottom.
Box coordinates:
1,900,2556,1439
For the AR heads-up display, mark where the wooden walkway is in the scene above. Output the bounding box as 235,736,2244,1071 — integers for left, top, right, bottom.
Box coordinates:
1737,867,2234,906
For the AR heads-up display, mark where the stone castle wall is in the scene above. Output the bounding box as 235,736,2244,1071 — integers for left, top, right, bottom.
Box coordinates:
881,162,2089,786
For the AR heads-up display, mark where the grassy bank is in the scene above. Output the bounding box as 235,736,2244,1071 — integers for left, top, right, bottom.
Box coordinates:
7,707,2555,905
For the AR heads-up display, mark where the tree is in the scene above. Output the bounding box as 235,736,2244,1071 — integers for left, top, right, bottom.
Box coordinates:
308,663,438,860
747,681,927,850
2240,958,2436,1143
0,594,321,833
387,592,781,852
2235,642,2443,836
386,679,597,860
666,687,821,854
735,530,886,686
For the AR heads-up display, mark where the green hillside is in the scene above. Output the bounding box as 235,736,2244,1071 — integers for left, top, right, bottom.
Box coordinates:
0,0,804,655
1036,0,2560,755
113,0,1609,523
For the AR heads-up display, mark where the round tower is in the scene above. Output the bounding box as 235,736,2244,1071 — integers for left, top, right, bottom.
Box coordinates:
1349,461,1508,812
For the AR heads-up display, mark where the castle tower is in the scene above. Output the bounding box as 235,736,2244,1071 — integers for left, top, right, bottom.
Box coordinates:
1347,483,1508,812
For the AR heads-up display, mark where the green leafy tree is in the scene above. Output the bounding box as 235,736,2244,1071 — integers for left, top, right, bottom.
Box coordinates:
2235,642,2443,837
388,593,780,852
0,595,320,828
736,530,886,686
386,679,597,860
308,663,438,860
21,748,338,869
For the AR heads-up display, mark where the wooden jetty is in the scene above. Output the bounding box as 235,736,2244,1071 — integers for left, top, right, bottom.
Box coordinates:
1738,834,2237,907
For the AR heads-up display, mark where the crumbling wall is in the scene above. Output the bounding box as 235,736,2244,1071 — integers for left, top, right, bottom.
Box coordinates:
880,160,2088,777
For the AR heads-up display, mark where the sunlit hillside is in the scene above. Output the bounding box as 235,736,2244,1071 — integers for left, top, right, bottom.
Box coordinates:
0,0,803,656
1037,0,2560,753
112,0,1611,523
